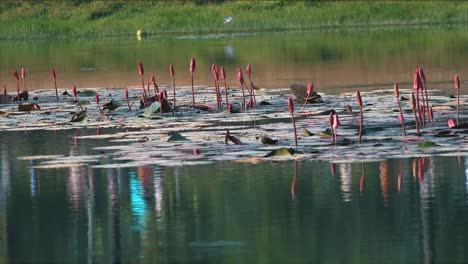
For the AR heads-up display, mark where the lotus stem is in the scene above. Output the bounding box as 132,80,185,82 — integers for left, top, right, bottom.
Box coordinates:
13,69,19,102
170,64,176,108
3,85,7,104
288,96,298,147
51,67,59,102
394,84,406,136
125,87,131,111
220,66,229,107
237,67,246,110
346,104,358,124
190,58,196,107
332,114,340,144
95,93,102,114
410,92,420,135
21,67,27,92
246,64,256,108
454,74,460,125
302,82,314,108
138,62,148,107
356,90,363,144
72,85,84,112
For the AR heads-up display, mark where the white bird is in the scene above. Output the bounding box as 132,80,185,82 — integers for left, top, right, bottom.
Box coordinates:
224,16,233,24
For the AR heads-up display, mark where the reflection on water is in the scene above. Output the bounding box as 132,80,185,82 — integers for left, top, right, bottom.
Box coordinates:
0,129,468,263
1,26,468,93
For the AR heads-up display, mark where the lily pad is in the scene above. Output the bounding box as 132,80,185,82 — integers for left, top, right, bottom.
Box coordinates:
265,147,295,157
167,132,189,142
142,102,161,118
418,140,439,148
301,128,313,136
70,111,89,122
103,99,121,111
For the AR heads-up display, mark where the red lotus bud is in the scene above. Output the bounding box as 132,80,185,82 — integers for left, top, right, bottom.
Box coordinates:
448,119,456,128
169,64,174,77
410,92,416,109
190,58,196,73
220,66,226,80
237,67,244,84
72,85,77,98
212,65,219,81
328,112,334,127
151,74,156,85
418,67,426,85
428,106,433,121
125,87,129,98
162,89,167,99
356,90,362,107
193,148,199,155
21,67,26,80
413,69,422,90
51,67,56,80
393,83,399,98
454,74,460,90
246,64,252,77
288,96,294,113
333,114,340,130
13,70,19,81
227,103,233,112
138,62,144,75
307,82,314,97
95,94,100,105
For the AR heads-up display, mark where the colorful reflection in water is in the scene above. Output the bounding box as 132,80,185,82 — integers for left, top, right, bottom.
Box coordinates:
0,129,467,263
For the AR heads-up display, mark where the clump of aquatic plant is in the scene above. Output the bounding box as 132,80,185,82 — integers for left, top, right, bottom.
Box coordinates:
72,85,84,111
302,82,314,108
454,74,460,125
410,92,420,135
51,67,59,102
246,64,256,108
138,61,148,107
356,90,363,144
169,64,175,107
237,67,247,110
288,96,298,147
394,83,406,136
190,57,196,107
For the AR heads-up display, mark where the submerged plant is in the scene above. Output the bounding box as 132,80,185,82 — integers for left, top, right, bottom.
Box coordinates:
454,74,460,125
356,90,363,144
394,83,406,136
288,96,298,147
410,92,420,135
51,67,59,102
190,57,196,107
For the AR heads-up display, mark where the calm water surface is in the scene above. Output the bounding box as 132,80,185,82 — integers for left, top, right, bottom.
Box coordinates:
0,129,467,263
1,26,468,94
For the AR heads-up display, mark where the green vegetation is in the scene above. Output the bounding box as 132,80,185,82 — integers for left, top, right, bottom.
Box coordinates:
0,1,468,39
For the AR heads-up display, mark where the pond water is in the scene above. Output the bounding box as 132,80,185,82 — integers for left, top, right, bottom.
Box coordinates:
0,129,467,263
1,25,468,94
1,26,468,263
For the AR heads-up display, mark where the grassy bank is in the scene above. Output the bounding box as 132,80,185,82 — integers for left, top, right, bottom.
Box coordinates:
0,1,468,39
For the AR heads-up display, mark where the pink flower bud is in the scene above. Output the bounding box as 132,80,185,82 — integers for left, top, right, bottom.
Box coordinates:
138,62,144,75
410,92,416,109
418,67,426,85
307,82,314,97
13,70,19,81
454,74,460,90
169,64,174,77
413,69,422,90
95,94,100,105
288,96,294,113
51,67,56,80
237,67,244,84
356,90,362,107
151,74,156,85
72,85,77,98
393,83,399,98
448,119,456,128
333,114,340,130
246,64,252,77
21,67,26,80
190,58,196,73
220,66,226,80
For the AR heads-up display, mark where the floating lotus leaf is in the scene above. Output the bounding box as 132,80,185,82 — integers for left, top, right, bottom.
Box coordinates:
78,90,97,97
142,102,161,117
167,132,189,142
261,135,278,145
70,111,88,122
301,128,313,136
265,147,295,157
418,140,439,148
103,99,121,111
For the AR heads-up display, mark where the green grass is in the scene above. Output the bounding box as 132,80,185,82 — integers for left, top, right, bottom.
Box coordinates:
1,1,468,39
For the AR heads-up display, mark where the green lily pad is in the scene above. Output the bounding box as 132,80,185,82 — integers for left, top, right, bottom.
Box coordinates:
142,102,161,118
301,128,313,136
264,147,295,157
418,140,439,148
167,132,189,142
70,111,89,122
318,128,332,137
103,99,121,111
78,90,97,97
